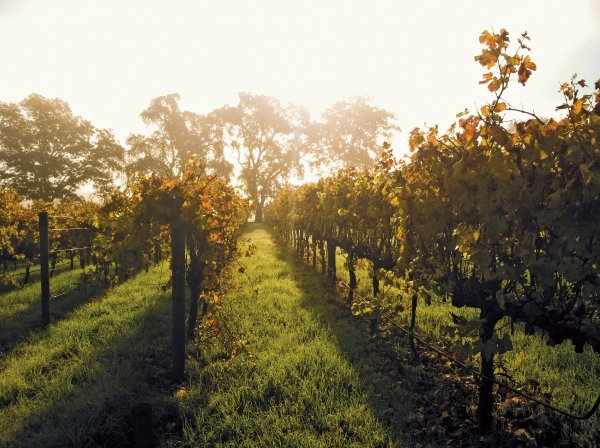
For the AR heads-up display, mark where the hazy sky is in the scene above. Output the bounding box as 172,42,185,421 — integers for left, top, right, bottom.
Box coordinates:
1,0,599,153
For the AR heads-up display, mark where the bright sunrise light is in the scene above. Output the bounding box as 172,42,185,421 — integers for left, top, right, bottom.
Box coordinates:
1,0,598,151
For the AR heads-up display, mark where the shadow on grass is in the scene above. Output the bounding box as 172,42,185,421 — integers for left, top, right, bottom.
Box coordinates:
0,275,177,447
0,261,74,294
0,280,107,355
265,226,421,446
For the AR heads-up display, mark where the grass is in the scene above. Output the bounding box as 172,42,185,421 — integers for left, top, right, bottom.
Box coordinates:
0,264,107,354
1,224,596,447
171,224,430,447
0,258,75,292
0,262,176,448
331,242,600,444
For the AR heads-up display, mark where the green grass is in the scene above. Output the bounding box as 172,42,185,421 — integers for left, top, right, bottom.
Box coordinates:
1,225,596,447
0,258,75,292
171,224,428,447
0,263,176,448
0,264,107,354
331,243,600,444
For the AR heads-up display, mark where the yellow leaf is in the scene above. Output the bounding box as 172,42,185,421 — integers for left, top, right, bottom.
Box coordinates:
488,78,501,92
479,30,492,44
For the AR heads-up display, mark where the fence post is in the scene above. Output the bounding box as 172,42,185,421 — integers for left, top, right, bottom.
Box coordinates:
130,402,155,448
326,239,336,282
39,212,50,327
171,196,186,382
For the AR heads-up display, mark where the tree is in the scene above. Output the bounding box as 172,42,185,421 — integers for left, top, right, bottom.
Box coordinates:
127,93,232,179
0,93,124,200
314,96,398,170
221,92,305,222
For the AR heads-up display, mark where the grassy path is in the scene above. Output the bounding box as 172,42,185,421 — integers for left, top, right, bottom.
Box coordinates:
0,224,595,446
172,224,421,447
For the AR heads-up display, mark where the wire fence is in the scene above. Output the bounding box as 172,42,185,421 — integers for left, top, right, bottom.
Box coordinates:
1,214,117,327
337,276,600,420
2,256,92,280
289,237,600,421
50,278,106,300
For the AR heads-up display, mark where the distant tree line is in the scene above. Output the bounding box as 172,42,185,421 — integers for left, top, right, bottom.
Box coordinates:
0,91,398,220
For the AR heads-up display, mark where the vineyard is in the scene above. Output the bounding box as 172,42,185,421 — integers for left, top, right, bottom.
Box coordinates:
0,25,599,447
265,30,600,444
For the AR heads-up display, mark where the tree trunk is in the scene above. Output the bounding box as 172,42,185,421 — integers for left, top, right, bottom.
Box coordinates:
130,402,155,448
187,289,199,341
372,274,380,297
50,252,57,277
478,309,501,434
2,247,8,273
369,316,378,337
326,239,336,281
23,265,31,285
319,240,326,273
254,198,264,223
104,264,110,287
39,212,50,327
312,238,317,268
186,263,201,340
170,198,186,382
370,270,380,337
347,256,356,304
305,234,311,262
409,294,419,361
186,233,206,341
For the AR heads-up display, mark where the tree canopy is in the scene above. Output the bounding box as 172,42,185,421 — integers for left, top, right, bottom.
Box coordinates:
220,92,306,222
0,93,124,200
126,93,232,179
313,96,398,170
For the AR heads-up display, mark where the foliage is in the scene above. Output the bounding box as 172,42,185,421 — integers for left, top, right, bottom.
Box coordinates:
126,93,232,179
0,93,124,200
101,159,251,336
312,96,399,171
267,28,600,434
220,92,306,222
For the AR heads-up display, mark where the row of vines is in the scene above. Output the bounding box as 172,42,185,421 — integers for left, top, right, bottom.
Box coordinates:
1,161,251,376
266,29,600,434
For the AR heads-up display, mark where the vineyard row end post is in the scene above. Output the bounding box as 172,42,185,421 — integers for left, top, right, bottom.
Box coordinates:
39,211,50,327
171,196,186,382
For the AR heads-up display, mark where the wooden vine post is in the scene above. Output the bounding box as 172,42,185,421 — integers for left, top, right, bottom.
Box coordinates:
170,196,186,382
39,211,50,327
326,239,336,282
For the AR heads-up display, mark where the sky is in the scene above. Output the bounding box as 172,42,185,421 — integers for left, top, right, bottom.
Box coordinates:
1,0,599,158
